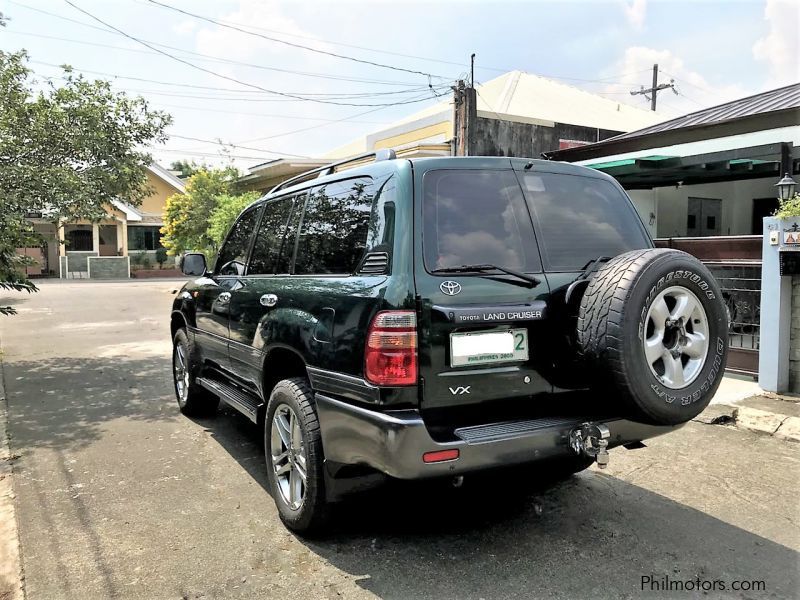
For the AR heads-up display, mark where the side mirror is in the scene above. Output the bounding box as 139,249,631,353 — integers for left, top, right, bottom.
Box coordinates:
180,252,207,276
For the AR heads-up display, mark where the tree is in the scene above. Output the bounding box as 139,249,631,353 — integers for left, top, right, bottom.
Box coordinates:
0,51,171,314
160,167,238,256
207,192,261,250
170,159,208,179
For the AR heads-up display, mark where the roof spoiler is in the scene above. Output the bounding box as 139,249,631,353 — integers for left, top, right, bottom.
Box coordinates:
268,148,397,195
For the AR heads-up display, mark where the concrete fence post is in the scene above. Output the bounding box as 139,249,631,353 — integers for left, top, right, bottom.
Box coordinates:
759,216,796,392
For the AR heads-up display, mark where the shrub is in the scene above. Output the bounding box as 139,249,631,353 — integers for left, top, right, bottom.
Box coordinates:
140,254,152,270
155,247,168,268
775,193,800,219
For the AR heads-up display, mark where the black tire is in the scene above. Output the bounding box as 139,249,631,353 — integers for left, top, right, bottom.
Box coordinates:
172,328,219,416
578,249,728,425
264,378,330,535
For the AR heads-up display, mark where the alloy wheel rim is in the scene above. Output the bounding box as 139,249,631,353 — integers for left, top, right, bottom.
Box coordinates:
173,343,189,404
270,404,307,510
643,285,709,389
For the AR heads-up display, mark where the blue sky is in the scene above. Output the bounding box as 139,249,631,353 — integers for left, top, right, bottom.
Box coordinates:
1,0,797,170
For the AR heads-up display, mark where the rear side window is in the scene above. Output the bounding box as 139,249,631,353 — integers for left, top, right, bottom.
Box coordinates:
520,172,650,271
248,195,297,275
215,206,260,276
422,170,540,272
294,177,374,275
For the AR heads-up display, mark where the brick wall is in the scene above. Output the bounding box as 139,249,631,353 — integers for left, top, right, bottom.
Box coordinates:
791,275,800,393
87,256,129,279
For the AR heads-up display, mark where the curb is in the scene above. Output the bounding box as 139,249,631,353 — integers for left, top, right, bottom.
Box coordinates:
0,351,24,600
694,403,800,443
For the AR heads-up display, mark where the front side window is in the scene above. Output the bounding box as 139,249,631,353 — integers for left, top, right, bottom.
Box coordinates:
520,172,650,271
248,196,297,275
215,206,260,276
294,177,374,275
422,170,540,272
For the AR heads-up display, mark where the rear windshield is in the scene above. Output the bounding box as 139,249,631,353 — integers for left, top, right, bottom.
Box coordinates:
422,170,541,272
520,172,650,271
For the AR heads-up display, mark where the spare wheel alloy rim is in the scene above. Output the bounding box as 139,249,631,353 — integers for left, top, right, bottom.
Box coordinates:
270,404,307,510
643,285,709,390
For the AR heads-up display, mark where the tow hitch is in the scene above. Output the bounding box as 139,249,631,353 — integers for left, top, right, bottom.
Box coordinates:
569,422,611,468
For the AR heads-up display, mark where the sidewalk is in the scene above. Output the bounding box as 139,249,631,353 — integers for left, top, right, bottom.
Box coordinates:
696,375,800,442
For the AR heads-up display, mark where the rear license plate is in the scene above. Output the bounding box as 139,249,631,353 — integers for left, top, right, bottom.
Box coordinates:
450,329,528,367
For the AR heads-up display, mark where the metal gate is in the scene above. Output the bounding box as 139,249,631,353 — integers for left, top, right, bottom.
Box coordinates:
654,236,761,376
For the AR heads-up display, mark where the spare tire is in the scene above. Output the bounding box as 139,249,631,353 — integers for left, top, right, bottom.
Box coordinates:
578,249,728,425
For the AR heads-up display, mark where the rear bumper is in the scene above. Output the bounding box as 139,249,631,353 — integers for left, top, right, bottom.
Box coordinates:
315,394,683,480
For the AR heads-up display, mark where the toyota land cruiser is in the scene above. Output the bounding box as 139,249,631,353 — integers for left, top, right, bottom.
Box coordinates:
171,151,728,533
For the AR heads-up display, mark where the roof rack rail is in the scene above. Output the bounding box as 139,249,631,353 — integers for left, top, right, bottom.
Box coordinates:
268,148,397,195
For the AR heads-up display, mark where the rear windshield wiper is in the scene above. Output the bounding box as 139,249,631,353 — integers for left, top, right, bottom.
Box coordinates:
432,264,540,287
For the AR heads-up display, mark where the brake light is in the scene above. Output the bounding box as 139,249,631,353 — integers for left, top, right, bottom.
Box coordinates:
365,310,417,386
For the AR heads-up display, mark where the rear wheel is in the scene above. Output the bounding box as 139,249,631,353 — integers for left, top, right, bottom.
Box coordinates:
172,328,218,416
265,378,330,535
578,249,728,425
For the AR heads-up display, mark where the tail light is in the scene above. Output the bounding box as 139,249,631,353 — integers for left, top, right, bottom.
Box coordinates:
365,310,417,386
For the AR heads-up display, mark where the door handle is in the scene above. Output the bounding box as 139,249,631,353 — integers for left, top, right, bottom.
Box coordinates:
218,292,231,303
260,293,278,307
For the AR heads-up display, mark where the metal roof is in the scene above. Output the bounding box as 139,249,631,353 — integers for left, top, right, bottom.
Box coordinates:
605,83,800,142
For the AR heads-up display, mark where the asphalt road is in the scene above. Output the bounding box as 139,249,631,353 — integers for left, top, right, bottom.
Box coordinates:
1,280,799,600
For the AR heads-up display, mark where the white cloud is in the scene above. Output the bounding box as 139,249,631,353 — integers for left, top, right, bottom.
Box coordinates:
193,0,333,63
623,0,647,30
601,46,751,117
172,20,196,36
752,0,800,88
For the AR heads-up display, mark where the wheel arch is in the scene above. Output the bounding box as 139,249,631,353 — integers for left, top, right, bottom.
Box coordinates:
260,345,311,423
170,310,188,339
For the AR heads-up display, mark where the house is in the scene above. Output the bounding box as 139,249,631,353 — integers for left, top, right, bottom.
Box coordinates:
239,70,665,193
546,83,800,379
545,83,800,239
24,164,184,278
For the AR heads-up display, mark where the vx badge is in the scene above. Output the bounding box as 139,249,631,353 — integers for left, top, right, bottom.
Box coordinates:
449,386,471,395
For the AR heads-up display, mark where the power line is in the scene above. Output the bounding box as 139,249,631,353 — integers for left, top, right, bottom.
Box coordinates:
153,148,287,161
143,0,446,81
11,2,651,91
6,5,430,87
30,61,447,100
135,0,653,86
235,90,438,144
62,0,449,107
166,135,310,158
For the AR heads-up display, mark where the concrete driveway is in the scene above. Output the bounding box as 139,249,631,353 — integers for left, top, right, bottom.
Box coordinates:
1,280,799,599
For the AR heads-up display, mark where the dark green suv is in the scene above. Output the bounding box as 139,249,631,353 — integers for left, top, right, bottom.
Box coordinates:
171,151,728,533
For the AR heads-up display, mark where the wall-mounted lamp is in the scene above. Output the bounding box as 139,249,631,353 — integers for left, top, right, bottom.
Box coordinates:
775,172,797,201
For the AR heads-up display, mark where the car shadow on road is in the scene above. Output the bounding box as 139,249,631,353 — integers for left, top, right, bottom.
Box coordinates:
4,356,179,452
197,407,800,600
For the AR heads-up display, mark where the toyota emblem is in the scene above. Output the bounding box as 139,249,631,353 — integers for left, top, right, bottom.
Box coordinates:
440,280,462,296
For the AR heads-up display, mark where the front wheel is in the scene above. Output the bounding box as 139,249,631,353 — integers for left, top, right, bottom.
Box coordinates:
264,378,330,535
172,329,218,416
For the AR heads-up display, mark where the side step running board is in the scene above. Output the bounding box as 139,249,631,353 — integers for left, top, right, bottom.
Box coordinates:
455,416,584,445
197,377,262,423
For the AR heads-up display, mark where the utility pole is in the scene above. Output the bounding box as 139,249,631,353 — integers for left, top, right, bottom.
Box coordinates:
470,53,475,88
630,64,675,111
